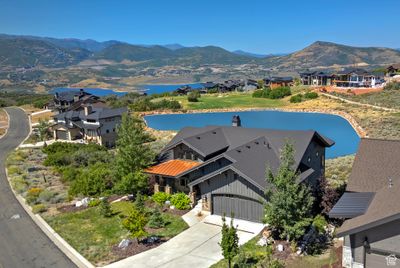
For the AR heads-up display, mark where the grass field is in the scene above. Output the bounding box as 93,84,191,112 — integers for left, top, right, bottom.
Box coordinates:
45,201,188,265
334,89,400,109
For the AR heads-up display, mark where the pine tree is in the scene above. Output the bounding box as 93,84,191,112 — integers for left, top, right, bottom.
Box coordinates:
134,191,145,213
122,206,148,243
219,215,239,268
114,113,155,194
148,208,165,228
99,198,112,218
264,142,315,241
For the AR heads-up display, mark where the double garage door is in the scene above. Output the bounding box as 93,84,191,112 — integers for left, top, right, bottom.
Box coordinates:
212,194,264,222
56,130,68,140
366,252,400,268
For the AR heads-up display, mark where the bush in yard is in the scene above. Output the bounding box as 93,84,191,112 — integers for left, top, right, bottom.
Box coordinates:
312,214,327,234
187,91,201,102
384,82,400,91
11,176,29,193
134,192,145,213
170,192,191,210
26,187,43,204
268,86,291,99
316,176,341,216
252,88,270,98
122,206,148,243
304,91,318,99
7,165,22,175
264,142,314,241
147,208,166,228
38,189,55,203
152,192,171,206
99,199,113,217
259,246,284,268
32,204,47,214
290,94,303,103
88,199,101,207
219,215,239,268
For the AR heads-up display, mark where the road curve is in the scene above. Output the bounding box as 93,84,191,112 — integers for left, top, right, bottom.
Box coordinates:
0,107,76,268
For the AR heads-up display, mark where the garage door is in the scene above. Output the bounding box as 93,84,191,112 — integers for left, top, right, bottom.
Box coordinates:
212,194,264,222
56,130,68,140
366,252,400,268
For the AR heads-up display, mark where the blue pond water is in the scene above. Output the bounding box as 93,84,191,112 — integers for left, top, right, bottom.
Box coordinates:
144,111,360,158
138,83,204,95
51,88,127,97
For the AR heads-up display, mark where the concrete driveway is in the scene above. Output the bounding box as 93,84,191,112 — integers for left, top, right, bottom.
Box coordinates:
0,107,75,268
105,216,263,268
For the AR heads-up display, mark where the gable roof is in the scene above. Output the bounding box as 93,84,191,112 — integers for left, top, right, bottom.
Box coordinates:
164,126,334,190
145,159,201,177
332,138,400,236
55,107,127,121
54,89,93,102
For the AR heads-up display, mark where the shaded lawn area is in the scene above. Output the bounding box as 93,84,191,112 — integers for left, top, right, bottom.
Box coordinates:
160,92,286,110
44,201,188,266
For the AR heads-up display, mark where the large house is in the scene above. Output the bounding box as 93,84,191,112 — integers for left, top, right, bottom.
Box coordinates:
145,117,334,222
330,139,400,268
264,77,294,89
386,64,400,77
332,68,378,88
50,89,105,113
300,71,333,86
52,105,127,147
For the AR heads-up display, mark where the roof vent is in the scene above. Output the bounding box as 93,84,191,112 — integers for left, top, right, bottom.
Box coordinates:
212,131,217,134
255,141,259,145
236,149,241,153
246,145,251,149
389,178,393,188
196,136,201,140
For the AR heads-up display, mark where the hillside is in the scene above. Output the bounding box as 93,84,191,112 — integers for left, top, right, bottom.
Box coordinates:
264,41,400,69
0,38,91,69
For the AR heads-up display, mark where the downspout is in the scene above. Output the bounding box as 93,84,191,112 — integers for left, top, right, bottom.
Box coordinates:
363,237,370,267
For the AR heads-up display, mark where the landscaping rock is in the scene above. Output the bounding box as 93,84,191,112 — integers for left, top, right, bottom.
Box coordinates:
118,239,131,249
165,200,171,205
170,205,175,210
277,244,284,252
145,236,160,244
257,237,268,246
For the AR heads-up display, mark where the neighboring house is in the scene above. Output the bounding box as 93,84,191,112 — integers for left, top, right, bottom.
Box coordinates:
332,68,378,88
202,82,218,92
300,71,333,86
329,138,400,268
267,77,294,89
49,89,105,113
145,116,334,222
386,64,400,77
242,79,259,91
52,105,127,147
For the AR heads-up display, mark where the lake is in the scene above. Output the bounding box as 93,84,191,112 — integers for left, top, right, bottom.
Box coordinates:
144,110,360,158
138,83,204,95
51,88,127,97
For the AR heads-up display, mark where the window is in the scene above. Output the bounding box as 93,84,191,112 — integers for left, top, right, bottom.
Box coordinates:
87,119,96,123
180,178,186,186
106,129,110,134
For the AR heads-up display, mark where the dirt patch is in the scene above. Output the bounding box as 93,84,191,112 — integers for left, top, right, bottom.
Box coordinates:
318,86,383,95
57,203,88,213
163,207,190,216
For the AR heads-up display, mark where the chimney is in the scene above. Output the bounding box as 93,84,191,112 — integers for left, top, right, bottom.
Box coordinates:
73,94,79,102
232,115,241,127
84,105,92,116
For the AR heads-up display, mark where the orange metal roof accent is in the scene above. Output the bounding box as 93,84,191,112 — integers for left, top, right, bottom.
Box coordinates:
145,159,201,177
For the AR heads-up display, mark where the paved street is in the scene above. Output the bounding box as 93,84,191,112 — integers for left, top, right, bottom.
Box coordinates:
0,107,75,268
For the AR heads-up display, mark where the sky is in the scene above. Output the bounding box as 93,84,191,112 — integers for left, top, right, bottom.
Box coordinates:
0,0,399,54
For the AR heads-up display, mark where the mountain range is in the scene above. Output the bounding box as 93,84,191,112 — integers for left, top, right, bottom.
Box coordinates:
0,34,399,70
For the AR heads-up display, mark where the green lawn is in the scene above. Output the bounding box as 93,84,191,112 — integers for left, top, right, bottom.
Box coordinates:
159,92,286,110
285,247,339,268
45,201,188,265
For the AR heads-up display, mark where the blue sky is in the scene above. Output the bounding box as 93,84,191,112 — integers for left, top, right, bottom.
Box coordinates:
0,0,399,54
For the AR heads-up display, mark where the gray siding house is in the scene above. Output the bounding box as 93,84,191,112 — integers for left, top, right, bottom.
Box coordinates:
52,105,127,147
330,139,400,268
145,117,334,222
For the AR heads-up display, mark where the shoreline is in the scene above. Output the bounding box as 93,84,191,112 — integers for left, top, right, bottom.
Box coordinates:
140,107,367,138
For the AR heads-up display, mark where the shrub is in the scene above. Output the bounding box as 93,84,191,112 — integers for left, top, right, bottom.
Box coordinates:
384,82,400,91
269,86,291,99
32,204,47,214
187,91,201,102
312,214,327,234
38,190,55,203
147,208,166,228
170,192,191,210
11,176,29,193
290,94,303,103
252,88,270,98
304,91,318,99
7,165,22,175
26,187,43,204
122,207,148,242
152,192,171,206
99,199,113,217
88,199,101,207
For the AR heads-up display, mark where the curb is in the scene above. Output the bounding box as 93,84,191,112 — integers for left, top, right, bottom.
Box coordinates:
0,108,10,140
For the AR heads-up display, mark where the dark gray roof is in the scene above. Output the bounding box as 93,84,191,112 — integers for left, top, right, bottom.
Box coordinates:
329,192,375,219
270,77,293,82
165,125,334,189
55,107,127,121
334,68,371,76
54,89,92,102
332,139,400,236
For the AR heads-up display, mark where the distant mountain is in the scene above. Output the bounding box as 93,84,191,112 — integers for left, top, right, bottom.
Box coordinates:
94,43,257,66
232,50,268,58
0,34,120,52
0,37,91,68
163,44,185,50
263,41,400,69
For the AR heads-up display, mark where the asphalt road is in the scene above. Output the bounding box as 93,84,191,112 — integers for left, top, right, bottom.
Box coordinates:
0,107,75,268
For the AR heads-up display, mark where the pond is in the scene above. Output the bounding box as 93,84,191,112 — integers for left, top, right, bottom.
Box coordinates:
51,87,127,97
144,110,360,158
138,83,204,95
